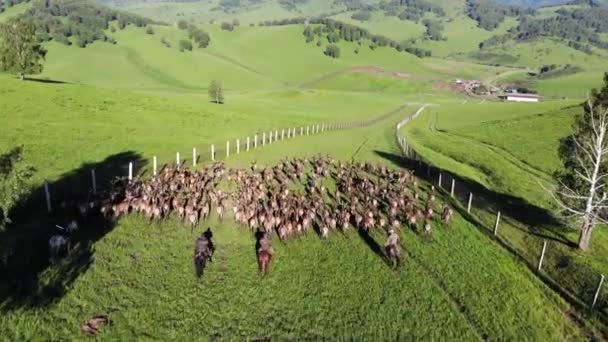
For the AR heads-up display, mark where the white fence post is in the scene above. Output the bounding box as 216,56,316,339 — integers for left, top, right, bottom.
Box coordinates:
91,169,97,195
176,152,180,170
226,140,230,157
307,126,310,135
263,132,266,146
247,137,250,151
467,193,473,213
269,131,273,144
44,180,52,212
322,124,325,133
254,135,258,148
300,127,303,136
128,162,133,181
237,139,240,154
494,212,501,236
450,179,455,197
438,173,442,188
293,128,296,137
537,241,547,271
211,144,215,161
275,130,278,142
282,129,285,140
193,148,197,167
592,274,605,309
153,156,158,176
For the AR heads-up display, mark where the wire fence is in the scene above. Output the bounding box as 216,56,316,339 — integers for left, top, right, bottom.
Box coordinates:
395,105,608,320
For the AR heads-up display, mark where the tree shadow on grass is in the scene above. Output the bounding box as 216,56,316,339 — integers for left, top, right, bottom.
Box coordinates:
374,150,576,247
0,151,145,311
357,228,387,264
23,77,70,85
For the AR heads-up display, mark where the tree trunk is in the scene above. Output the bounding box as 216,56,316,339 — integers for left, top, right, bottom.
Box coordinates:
578,217,595,251
19,73,25,81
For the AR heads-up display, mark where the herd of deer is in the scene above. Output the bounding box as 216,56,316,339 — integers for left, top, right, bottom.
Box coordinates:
50,156,454,270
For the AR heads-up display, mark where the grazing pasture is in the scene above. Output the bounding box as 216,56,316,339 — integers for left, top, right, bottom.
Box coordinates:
0,100,587,339
400,100,608,330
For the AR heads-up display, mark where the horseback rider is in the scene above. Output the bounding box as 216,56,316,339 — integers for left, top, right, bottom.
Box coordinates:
385,228,400,254
258,232,275,256
195,228,215,261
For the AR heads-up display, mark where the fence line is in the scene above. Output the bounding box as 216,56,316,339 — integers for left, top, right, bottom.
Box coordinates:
395,104,607,318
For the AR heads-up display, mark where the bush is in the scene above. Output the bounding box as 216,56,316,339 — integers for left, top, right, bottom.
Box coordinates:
179,39,193,52
232,19,240,26
178,20,189,30
0,146,34,232
351,10,372,22
146,26,154,35
324,44,340,58
187,25,211,48
221,22,234,31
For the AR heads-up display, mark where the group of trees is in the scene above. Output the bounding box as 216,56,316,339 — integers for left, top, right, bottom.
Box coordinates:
176,20,210,51
0,0,30,14
466,0,534,31
422,19,444,41
301,18,431,58
479,6,608,55
345,0,446,26
24,0,158,48
395,0,445,22
278,0,309,11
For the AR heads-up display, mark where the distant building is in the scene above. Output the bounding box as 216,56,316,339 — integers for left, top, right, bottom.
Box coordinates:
500,93,541,103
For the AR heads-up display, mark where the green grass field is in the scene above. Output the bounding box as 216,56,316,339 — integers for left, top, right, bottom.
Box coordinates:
1,0,608,339
0,89,588,339
400,97,608,330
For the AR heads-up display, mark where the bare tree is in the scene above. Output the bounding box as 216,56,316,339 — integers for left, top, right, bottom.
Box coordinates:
552,97,608,251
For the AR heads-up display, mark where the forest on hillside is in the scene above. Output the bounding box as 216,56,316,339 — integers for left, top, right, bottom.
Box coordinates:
480,5,608,54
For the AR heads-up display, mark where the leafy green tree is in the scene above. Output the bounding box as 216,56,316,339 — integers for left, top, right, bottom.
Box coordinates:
178,20,189,30
554,74,608,251
221,22,234,31
324,44,340,58
179,39,193,52
146,26,154,35
208,80,224,104
0,146,34,231
0,17,47,80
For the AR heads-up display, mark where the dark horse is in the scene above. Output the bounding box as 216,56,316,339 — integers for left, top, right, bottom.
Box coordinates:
257,250,272,275
194,228,215,277
385,244,402,269
255,230,273,276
